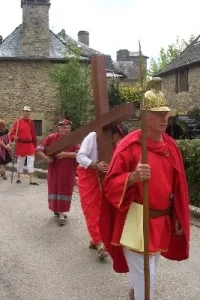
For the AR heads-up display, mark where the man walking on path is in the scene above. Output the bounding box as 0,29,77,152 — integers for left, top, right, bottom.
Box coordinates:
100,78,190,300
36,119,80,226
76,123,128,259
9,106,38,185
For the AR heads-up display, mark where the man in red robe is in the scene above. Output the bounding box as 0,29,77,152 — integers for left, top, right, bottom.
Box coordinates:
100,78,190,300
9,106,38,185
35,119,80,226
76,124,128,260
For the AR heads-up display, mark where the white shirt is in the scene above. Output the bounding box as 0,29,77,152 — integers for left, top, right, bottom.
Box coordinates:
76,132,98,168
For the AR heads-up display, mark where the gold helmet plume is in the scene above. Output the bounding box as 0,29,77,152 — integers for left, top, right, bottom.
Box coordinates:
144,77,171,112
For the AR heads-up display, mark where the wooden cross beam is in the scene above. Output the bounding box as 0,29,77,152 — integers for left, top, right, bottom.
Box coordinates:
45,55,135,162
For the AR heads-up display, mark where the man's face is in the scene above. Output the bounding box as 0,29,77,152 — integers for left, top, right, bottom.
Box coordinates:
22,111,30,119
58,125,71,136
146,111,169,135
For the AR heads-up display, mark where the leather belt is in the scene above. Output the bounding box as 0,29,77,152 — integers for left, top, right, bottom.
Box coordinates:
18,140,33,143
149,208,170,219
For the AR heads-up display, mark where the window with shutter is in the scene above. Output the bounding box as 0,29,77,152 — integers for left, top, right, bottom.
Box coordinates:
34,120,42,136
179,68,188,92
175,68,189,93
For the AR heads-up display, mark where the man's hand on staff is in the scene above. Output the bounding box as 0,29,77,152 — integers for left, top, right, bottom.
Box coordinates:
128,162,151,187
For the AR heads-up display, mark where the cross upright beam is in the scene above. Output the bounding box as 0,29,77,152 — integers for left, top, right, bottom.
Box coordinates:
45,55,135,160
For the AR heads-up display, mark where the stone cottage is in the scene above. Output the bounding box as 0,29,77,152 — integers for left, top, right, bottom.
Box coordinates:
113,49,148,83
156,36,200,114
0,0,148,138
0,0,82,137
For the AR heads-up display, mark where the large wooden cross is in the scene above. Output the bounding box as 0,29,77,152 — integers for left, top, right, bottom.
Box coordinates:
45,55,135,162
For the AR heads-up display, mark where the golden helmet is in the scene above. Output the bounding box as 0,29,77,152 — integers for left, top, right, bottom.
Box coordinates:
144,77,170,112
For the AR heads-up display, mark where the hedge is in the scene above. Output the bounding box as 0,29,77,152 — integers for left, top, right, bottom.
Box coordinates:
177,139,200,207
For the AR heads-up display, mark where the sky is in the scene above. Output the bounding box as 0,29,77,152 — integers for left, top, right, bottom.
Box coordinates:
0,0,200,62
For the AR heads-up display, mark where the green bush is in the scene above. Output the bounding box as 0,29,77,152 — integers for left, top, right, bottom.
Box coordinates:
177,139,200,207
108,81,142,109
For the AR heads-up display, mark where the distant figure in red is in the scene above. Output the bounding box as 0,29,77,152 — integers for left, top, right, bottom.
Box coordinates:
0,119,12,180
9,106,38,185
100,78,190,300
36,119,80,226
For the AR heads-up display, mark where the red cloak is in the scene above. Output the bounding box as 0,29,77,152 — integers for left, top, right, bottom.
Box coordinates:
36,133,80,213
99,130,190,273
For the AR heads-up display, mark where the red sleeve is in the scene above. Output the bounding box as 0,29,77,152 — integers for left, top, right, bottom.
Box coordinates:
35,134,54,152
9,119,20,142
103,145,138,212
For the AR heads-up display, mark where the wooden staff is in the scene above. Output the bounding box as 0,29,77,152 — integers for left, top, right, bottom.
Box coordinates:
139,41,150,300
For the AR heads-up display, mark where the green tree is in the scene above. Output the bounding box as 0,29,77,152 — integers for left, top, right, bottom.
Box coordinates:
149,35,195,75
108,80,123,108
51,46,94,129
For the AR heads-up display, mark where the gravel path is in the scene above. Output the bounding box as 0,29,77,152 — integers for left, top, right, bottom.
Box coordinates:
0,175,199,300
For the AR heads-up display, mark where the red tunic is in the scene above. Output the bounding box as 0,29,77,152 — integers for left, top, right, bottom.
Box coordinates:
9,118,37,156
100,130,190,273
77,166,102,244
36,133,80,213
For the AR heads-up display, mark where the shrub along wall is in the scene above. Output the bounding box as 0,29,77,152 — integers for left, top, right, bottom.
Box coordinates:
177,139,200,207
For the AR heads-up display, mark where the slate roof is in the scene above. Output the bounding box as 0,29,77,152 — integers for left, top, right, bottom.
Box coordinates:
57,30,126,76
57,30,101,58
0,25,88,61
156,36,200,76
113,60,139,80
0,25,126,77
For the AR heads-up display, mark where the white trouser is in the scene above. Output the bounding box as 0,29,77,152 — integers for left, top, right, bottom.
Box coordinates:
123,248,160,300
17,156,35,174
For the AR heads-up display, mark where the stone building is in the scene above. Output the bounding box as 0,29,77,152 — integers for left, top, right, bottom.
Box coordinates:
0,0,148,138
113,49,148,83
156,36,200,114
0,0,90,138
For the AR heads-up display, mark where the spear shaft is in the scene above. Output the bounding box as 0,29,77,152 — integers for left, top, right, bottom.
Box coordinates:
139,41,150,300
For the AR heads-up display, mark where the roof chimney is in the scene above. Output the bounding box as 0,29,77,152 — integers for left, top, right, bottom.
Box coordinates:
78,31,89,46
60,29,66,39
21,0,51,57
117,49,130,61
0,36,3,44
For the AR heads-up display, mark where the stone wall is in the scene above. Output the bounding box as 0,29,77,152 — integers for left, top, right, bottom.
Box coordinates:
125,117,141,132
0,60,62,139
161,65,200,113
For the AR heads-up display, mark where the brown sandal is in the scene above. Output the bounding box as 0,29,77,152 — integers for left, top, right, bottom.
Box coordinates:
58,214,66,226
97,246,108,260
54,212,67,218
89,241,98,249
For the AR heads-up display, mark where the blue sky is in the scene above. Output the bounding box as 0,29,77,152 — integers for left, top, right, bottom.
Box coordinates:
0,0,200,62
